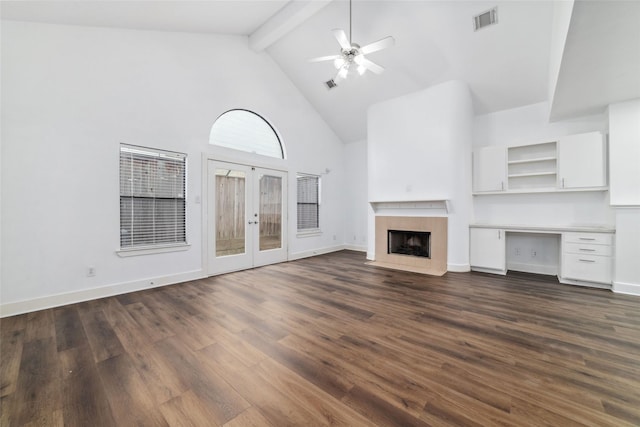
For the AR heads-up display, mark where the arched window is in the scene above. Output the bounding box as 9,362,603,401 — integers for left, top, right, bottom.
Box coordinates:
209,109,285,159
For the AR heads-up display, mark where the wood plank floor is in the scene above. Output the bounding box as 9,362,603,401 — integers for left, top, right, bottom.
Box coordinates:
2,250,640,426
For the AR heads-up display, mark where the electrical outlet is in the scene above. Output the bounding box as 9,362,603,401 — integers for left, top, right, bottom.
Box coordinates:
333,234,336,241
515,247,521,256
87,267,96,277
531,250,537,258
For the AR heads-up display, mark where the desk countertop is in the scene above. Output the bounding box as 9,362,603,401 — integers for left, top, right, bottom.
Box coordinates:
469,224,616,233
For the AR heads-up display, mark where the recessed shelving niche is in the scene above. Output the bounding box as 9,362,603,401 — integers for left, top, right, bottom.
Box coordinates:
507,142,557,190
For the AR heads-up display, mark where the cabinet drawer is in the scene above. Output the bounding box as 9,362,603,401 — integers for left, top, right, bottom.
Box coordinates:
563,232,613,245
563,242,612,256
562,253,612,283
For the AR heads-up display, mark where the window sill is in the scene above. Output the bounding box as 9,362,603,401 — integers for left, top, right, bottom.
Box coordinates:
117,243,191,257
297,230,322,238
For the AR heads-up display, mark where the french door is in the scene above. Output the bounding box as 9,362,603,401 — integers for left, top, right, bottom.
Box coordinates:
207,160,287,275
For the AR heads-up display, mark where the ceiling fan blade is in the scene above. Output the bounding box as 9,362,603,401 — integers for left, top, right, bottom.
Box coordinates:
359,36,395,55
354,55,385,74
332,29,352,50
309,54,341,63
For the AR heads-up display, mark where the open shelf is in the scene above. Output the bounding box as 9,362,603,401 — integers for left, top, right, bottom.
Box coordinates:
508,171,557,178
507,142,557,190
507,156,557,165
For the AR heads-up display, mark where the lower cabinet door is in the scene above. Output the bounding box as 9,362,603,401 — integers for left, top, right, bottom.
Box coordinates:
470,228,506,271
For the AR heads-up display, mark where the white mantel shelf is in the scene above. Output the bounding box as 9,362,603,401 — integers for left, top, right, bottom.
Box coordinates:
369,199,451,213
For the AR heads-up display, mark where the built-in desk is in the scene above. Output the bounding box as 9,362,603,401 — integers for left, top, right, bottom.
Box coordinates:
469,224,615,289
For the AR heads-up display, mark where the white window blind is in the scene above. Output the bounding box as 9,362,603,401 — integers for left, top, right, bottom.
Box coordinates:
120,145,186,248
297,174,319,231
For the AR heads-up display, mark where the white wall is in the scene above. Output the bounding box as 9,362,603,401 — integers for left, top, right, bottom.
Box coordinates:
1,21,345,315
613,208,640,295
473,101,605,149
343,139,368,251
548,0,574,107
608,99,640,206
608,99,640,295
367,80,474,271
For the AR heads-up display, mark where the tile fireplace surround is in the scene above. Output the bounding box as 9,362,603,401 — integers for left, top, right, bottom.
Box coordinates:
370,216,448,276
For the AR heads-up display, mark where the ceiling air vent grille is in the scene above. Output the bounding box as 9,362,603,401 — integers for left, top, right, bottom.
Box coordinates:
474,7,498,31
325,79,338,89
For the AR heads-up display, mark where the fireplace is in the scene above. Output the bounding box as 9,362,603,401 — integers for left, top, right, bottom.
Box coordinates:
388,230,430,258
370,216,447,276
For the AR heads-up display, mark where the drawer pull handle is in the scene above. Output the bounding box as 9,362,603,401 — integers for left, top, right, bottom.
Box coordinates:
579,259,596,263
579,237,596,241
579,248,596,252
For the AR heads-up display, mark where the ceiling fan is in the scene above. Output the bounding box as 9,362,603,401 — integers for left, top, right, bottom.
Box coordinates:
309,0,395,87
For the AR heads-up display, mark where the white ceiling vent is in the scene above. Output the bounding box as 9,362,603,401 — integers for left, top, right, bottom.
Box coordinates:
474,7,498,31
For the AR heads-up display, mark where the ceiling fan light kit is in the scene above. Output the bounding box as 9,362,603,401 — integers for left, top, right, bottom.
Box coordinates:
310,0,395,89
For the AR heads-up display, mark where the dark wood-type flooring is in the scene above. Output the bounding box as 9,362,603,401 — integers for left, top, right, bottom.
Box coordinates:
2,250,640,426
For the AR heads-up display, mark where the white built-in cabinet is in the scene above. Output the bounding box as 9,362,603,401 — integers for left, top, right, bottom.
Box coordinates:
473,131,607,194
470,226,614,289
561,232,613,285
558,132,607,189
472,146,506,192
469,227,506,272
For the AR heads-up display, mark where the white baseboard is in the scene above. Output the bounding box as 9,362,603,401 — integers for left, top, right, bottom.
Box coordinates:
507,262,558,276
0,270,205,318
343,244,367,252
447,262,470,272
470,266,507,275
613,280,640,296
366,251,375,261
558,277,611,290
288,244,346,261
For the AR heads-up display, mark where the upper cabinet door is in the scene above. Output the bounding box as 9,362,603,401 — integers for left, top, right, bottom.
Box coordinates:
558,132,607,189
473,146,507,192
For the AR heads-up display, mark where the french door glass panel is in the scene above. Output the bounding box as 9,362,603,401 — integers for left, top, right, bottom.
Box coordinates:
259,174,282,252
208,161,287,275
215,168,246,257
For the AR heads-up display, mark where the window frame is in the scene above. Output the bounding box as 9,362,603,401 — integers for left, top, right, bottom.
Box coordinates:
209,109,286,159
296,173,321,236
117,144,190,257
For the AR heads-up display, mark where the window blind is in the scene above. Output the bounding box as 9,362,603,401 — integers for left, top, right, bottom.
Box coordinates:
297,175,319,230
120,145,186,248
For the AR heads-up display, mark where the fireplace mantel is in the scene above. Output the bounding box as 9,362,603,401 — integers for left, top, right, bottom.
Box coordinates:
369,199,450,214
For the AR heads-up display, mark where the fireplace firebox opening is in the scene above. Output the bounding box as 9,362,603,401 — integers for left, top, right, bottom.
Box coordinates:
387,230,431,258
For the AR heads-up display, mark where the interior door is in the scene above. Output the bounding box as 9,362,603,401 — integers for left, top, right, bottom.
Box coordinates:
208,161,287,275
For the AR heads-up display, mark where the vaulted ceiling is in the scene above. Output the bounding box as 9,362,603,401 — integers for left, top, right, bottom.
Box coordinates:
2,0,639,143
